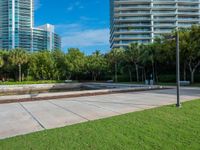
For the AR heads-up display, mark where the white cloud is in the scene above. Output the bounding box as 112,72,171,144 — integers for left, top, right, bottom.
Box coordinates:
62,29,109,47
67,6,73,11
56,24,83,33
67,1,84,11
34,0,42,10
55,24,109,49
80,16,97,21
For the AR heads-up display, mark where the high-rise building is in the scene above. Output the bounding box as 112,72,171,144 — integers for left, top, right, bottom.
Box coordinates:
0,0,61,51
110,0,200,49
33,24,61,51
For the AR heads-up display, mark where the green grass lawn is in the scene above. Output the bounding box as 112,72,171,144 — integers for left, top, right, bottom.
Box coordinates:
0,100,200,150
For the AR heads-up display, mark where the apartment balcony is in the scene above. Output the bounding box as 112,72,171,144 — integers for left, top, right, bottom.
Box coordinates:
154,30,173,34
114,30,152,35
178,24,198,28
153,18,177,21
178,18,200,22
154,24,176,27
152,6,177,10
114,24,152,28
177,0,200,5
177,12,200,16
110,31,151,42
152,13,177,16
114,0,151,5
111,43,131,49
114,6,151,11
114,18,151,23
113,37,152,41
112,39,151,48
153,1,176,4
114,12,151,17
178,6,200,10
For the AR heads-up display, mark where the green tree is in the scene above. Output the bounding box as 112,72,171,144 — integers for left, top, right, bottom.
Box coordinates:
52,49,67,80
140,41,163,82
176,28,191,81
107,48,124,82
86,50,107,81
9,49,28,82
0,50,11,81
0,55,4,80
187,25,200,83
0,56,4,68
29,51,55,80
65,48,85,80
172,26,200,83
125,43,142,82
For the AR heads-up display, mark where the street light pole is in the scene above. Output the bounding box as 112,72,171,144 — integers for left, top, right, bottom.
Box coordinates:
176,29,181,108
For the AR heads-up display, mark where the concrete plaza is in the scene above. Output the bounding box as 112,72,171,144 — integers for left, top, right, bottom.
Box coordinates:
0,87,200,139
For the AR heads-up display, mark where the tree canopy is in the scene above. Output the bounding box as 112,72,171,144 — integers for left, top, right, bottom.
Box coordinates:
0,25,200,84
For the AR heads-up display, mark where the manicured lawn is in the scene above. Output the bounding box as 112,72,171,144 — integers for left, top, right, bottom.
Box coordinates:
0,100,200,150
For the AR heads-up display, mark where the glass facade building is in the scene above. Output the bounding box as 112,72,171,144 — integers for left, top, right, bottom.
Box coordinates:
110,0,200,49
33,24,61,51
0,0,61,51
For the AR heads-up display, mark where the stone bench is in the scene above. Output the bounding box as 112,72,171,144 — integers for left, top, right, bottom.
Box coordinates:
180,81,190,86
64,80,73,83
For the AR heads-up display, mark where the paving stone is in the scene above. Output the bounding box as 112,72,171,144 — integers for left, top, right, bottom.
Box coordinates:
0,103,43,139
51,100,119,120
21,101,87,129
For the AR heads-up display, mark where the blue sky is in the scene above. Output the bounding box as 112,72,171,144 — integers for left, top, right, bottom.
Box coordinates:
34,0,110,54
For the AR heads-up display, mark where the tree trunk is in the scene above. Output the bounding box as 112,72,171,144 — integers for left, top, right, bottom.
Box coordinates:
57,75,60,81
92,72,94,81
67,74,72,80
191,71,194,84
135,63,139,82
93,72,97,81
154,62,159,83
144,67,147,81
18,64,21,82
141,68,144,82
128,68,132,82
152,61,155,82
115,62,118,82
188,61,200,84
183,62,187,81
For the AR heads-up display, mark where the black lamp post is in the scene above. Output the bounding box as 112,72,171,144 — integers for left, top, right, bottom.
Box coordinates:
166,29,181,108
176,29,181,108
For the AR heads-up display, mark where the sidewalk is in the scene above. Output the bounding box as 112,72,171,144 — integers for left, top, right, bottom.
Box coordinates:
0,87,200,140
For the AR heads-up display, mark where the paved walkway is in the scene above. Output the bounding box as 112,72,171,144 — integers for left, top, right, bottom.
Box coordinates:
0,87,200,139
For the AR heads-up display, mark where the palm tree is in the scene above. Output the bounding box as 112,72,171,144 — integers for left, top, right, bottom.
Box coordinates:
86,50,107,81
125,43,142,82
0,56,4,68
107,48,124,82
9,49,28,82
0,56,4,81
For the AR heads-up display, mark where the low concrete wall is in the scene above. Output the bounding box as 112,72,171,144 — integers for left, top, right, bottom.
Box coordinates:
0,82,164,96
0,86,167,104
0,83,83,94
84,83,146,89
